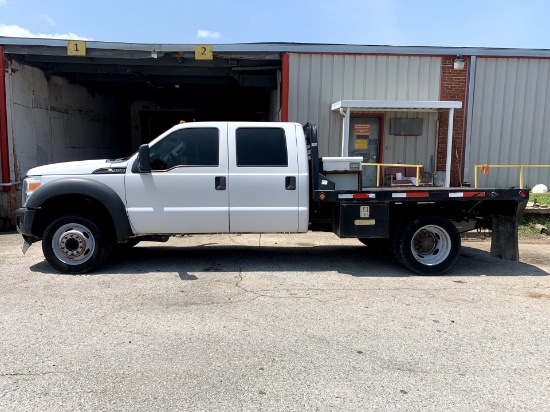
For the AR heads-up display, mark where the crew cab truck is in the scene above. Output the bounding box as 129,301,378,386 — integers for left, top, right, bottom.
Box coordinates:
16,122,528,275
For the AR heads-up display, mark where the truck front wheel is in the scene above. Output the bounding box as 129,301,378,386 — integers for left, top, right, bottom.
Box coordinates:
42,214,110,274
394,216,460,275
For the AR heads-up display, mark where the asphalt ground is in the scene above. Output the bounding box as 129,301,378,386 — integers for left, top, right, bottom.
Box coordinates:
1,231,550,411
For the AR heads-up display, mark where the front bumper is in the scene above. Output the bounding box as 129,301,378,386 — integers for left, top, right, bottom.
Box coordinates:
16,207,37,237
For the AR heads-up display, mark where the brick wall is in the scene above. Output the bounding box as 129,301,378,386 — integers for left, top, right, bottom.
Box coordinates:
437,56,468,186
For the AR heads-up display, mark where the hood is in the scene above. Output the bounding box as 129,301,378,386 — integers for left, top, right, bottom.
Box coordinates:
27,159,130,176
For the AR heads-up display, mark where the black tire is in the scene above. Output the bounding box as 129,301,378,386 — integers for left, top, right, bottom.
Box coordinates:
42,214,110,274
393,216,460,276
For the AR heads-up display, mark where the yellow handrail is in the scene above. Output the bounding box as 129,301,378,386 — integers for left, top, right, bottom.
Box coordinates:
474,164,550,189
361,163,423,187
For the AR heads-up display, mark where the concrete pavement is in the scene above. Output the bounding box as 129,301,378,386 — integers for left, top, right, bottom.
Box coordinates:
1,232,549,411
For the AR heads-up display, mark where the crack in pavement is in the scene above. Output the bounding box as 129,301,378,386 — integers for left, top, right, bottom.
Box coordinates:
234,272,326,302
0,371,67,377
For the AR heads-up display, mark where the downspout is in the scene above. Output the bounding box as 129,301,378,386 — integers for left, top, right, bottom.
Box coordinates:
463,56,476,185
340,107,350,156
0,46,10,192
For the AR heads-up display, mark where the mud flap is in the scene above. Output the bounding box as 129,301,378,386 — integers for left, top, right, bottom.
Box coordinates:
21,235,40,255
490,216,519,261
22,240,32,254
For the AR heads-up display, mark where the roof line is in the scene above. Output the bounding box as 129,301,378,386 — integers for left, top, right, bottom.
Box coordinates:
1,37,550,58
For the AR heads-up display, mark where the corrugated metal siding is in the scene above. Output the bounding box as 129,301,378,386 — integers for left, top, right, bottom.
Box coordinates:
288,54,441,158
470,58,550,188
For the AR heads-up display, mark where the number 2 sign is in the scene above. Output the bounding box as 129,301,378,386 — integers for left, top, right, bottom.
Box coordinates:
195,45,213,60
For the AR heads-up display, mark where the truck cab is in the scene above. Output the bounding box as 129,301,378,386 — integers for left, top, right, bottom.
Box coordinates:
125,122,309,234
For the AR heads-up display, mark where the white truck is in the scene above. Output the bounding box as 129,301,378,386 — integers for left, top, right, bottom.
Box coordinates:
16,122,528,275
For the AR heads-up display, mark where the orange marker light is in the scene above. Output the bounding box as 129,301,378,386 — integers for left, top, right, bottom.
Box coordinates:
480,164,489,174
319,193,326,200
28,182,41,192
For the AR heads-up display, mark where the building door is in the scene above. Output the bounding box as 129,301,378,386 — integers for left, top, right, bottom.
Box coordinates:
348,116,382,187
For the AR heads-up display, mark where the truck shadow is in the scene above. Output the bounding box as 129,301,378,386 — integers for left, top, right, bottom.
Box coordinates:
30,243,549,278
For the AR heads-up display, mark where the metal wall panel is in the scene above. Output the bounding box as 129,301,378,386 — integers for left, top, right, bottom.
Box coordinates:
288,54,441,162
470,58,550,188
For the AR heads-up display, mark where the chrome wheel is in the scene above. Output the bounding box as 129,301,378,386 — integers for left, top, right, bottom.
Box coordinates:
410,225,452,266
394,216,460,275
43,215,110,274
51,223,96,265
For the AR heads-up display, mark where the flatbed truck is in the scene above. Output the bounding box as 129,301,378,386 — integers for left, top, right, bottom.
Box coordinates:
16,122,528,275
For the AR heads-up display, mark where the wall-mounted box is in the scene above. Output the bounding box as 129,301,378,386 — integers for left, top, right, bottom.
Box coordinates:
390,118,423,136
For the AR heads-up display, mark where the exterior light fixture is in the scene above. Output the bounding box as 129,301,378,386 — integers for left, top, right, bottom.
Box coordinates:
454,54,465,70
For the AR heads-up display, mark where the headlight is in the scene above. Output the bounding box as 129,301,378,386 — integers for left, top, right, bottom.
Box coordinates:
22,176,42,206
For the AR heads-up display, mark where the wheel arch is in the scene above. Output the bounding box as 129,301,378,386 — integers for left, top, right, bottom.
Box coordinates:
26,178,133,241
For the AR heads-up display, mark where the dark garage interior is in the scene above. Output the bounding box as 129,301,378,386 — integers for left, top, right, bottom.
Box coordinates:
7,45,281,149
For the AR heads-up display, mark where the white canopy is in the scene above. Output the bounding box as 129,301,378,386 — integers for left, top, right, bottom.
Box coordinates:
332,100,463,187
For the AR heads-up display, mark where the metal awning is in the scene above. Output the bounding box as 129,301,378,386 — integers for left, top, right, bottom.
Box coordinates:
331,100,462,112
331,100,463,187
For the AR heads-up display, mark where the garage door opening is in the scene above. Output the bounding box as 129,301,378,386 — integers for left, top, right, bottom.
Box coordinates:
5,45,281,174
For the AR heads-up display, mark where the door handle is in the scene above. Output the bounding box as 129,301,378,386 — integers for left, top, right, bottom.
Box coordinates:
285,176,296,190
215,176,226,190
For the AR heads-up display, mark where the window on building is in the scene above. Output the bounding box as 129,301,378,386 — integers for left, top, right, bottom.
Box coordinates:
236,128,288,167
149,128,219,170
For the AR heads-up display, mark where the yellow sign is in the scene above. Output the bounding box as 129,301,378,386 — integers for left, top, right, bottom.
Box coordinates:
355,219,375,226
195,45,213,60
354,139,368,150
67,40,86,56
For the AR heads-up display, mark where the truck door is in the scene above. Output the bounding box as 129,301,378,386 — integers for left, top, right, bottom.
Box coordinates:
125,124,229,234
227,123,300,232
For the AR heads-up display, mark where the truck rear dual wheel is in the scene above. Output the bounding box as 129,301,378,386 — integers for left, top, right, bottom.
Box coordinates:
42,214,110,274
393,216,460,276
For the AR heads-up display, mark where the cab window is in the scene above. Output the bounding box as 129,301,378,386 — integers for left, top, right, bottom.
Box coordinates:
236,128,288,167
149,128,219,170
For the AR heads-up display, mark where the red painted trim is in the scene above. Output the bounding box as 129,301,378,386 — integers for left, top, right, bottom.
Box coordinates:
474,55,550,60
289,52,550,61
0,46,10,192
460,56,471,185
406,192,430,198
292,51,454,58
464,191,486,198
281,53,289,122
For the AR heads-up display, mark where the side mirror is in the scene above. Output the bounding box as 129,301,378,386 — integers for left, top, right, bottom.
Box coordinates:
138,144,151,173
